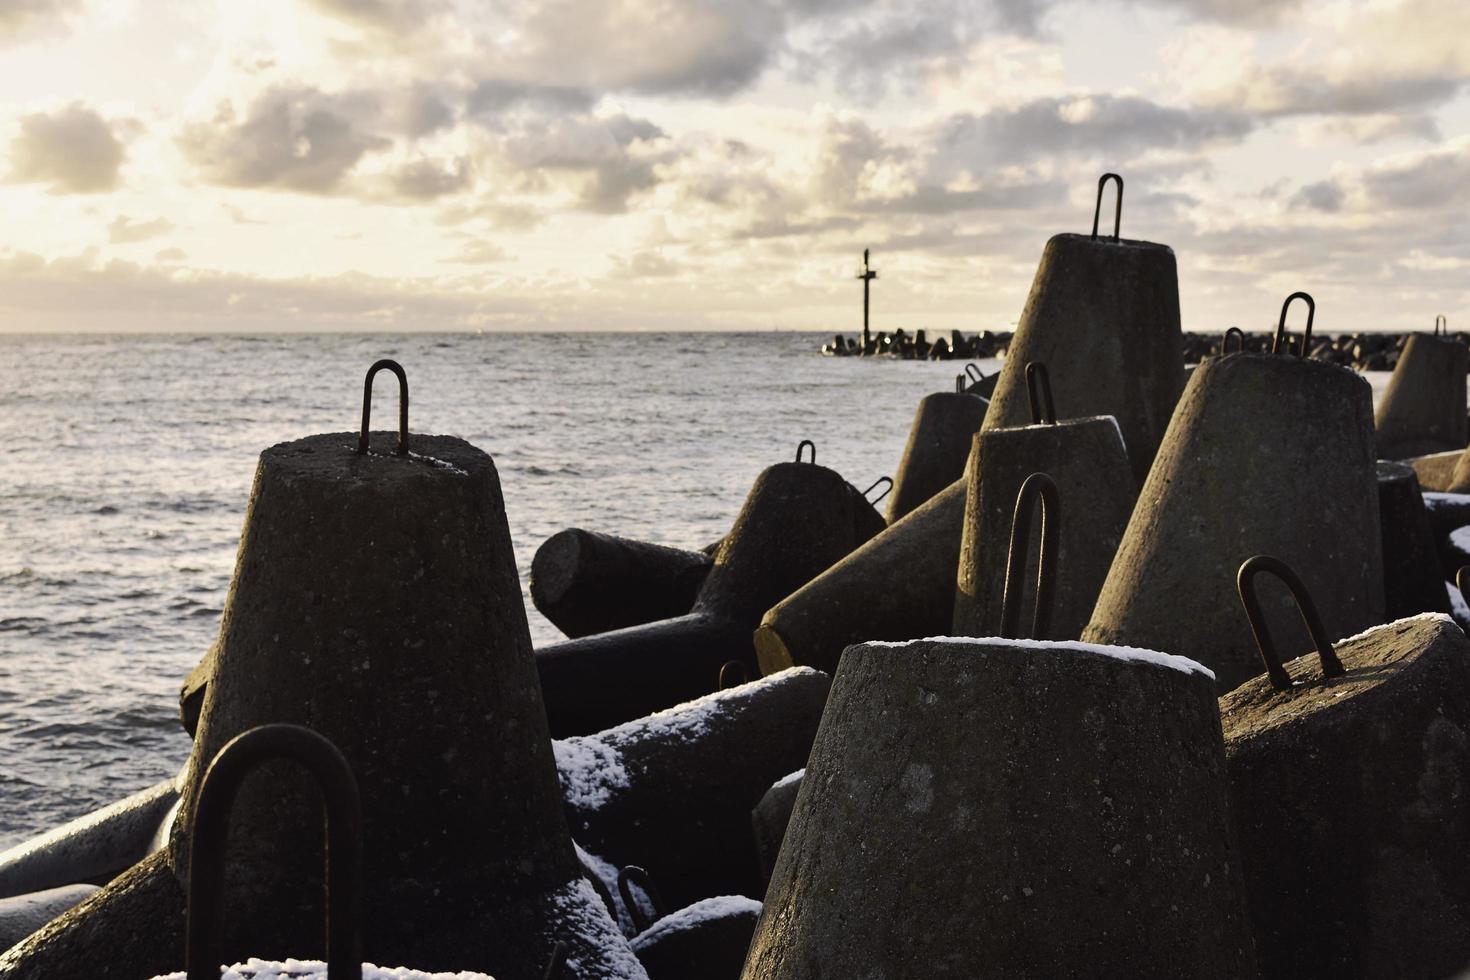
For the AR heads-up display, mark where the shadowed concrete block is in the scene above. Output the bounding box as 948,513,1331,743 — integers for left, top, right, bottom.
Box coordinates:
4,430,645,980
1376,462,1448,619
0,885,98,954
754,479,965,676
1221,614,1470,980
1411,448,1463,493
885,390,987,522
531,530,712,639
1375,333,1469,460
952,416,1136,640
743,637,1257,979
556,668,829,911
631,897,760,980
982,232,1184,484
1084,353,1384,693
539,462,882,736
750,771,803,886
0,779,177,900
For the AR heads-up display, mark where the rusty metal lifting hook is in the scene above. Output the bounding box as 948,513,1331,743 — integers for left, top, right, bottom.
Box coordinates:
1223,327,1246,354
862,476,893,505
1025,362,1057,425
357,359,409,456
1272,293,1314,358
998,473,1060,641
617,864,667,934
185,723,364,980
1236,555,1344,690
795,440,816,464
1091,173,1123,241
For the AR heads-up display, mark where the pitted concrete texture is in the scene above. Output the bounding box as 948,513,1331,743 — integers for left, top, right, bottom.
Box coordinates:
751,774,802,886
1376,462,1448,619
885,391,987,523
952,416,1136,640
1375,333,1469,460
1221,615,1470,980
743,638,1257,979
558,668,829,910
983,233,1184,484
0,884,99,955
531,530,711,639
0,779,177,899
755,479,965,675
1085,353,1383,693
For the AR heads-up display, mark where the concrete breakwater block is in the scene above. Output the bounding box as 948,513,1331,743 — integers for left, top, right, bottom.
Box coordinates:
556,667,829,911
981,180,1184,485
1411,448,1463,493
631,896,761,980
742,637,1257,979
1085,349,1384,692
1376,461,1448,619
531,529,712,640
0,884,98,954
1374,329,1468,461
539,457,882,736
754,479,965,675
152,961,497,979
1221,613,1470,979
952,415,1135,640
885,388,987,522
0,777,177,899
750,771,802,886
3,393,644,979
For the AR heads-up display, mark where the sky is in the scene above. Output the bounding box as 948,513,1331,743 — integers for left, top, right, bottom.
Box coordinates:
0,0,1465,333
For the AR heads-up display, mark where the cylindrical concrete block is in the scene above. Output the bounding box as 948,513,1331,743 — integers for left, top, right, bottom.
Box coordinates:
1376,462,1448,619
1221,614,1470,979
754,479,965,676
0,778,177,899
531,530,712,639
631,897,761,980
982,233,1184,484
539,462,881,736
1084,353,1384,692
743,638,1257,979
952,417,1136,640
885,391,988,522
1375,333,1468,460
0,884,98,954
556,667,829,910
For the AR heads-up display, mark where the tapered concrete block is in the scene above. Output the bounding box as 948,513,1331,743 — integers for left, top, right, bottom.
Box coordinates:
885,390,987,522
557,668,829,910
1221,614,1470,979
631,898,760,980
982,231,1184,484
0,779,177,899
754,479,965,675
0,885,98,954
952,416,1135,639
1376,462,1448,619
1085,353,1384,692
531,530,711,639
1375,332,1468,460
750,771,803,886
743,637,1256,979
1410,448,1463,493
540,462,882,736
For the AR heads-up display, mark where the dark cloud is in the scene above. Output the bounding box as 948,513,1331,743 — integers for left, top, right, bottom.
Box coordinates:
178,87,390,193
468,80,596,117
386,157,472,200
9,103,127,193
107,215,174,243
1289,180,1345,213
1361,142,1470,210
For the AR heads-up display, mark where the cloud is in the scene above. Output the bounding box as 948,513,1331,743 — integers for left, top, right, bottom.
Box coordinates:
381,156,472,200
1288,180,1344,213
8,103,127,193
303,0,439,32
108,215,174,243
0,0,79,43
178,87,391,193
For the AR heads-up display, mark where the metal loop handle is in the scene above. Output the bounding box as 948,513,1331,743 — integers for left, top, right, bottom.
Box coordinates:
1025,362,1057,425
1272,293,1315,358
955,374,965,393
998,473,1060,640
186,724,363,980
965,363,986,383
1236,555,1344,690
1436,314,1448,337
617,865,666,934
1456,566,1470,606
542,941,568,980
357,359,409,456
1223,327,1246,354
1091,173,1123,241
718,659,749,691
862,476,893,504
795,440,816,464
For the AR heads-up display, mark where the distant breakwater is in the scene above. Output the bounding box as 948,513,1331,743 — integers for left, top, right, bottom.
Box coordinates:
823,328,1463,372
